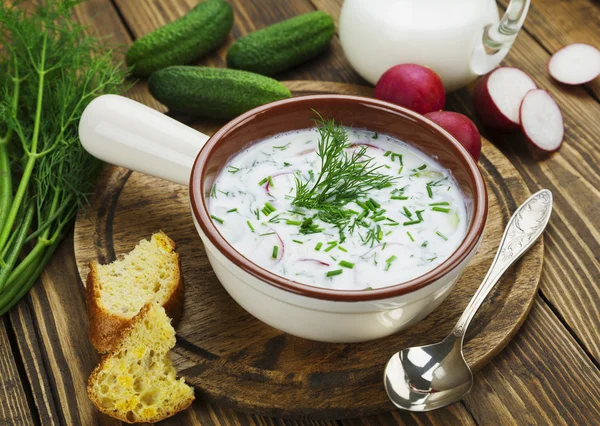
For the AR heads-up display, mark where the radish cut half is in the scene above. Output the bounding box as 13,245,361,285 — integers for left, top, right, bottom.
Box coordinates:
520,90,564,152
473,67,537,130
548,43,600,85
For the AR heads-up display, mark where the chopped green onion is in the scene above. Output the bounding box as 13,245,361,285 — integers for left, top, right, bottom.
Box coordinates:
418,164,427,170
357,210,368,220
227,208,237,213
432,207,450,213
377,226,383,240
227,166,240,174
326,269,343,277
403,220,421,226
347,209,360,215
356,200,369,210
385,255,397,271
211,215,224,224
259,231,275,237
365,200,376,211
429,202,450,206
373,216,386,222
246,221,255,232
372,132,379,139
338,246,348,252
324,242,338,252
375,209,386,216
427,185,433,198
292,239,304,244
339,260,354,269
283,162,291,167
211,184,217,198
403,207,412,218
273,142,291,150
272,246,279,258
258,177,268,186
384,150,392,157
286,220,303,226
369,198,381,208
315,242,323,251
436,231,448,241
416,210,424,221
268,176,274,186
391,195,408,200
407,232,414,242
265,202,276,212
382,242,387,250
421,241,428,247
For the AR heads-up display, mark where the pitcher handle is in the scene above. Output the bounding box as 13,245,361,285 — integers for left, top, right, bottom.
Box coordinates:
79,95,210,186
471,0,531,76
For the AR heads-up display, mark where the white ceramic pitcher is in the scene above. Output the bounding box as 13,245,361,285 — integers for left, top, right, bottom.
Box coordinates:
339,0,530,91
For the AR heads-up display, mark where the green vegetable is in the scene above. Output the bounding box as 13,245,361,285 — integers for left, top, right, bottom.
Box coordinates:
227,11,335,76
292,115,397,235
0,0,127,315
126,0,233,76
148,66,292,119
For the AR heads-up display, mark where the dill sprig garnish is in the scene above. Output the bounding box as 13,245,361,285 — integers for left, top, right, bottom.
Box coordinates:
292,114,397,236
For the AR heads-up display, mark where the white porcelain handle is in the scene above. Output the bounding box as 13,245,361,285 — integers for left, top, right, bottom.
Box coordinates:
470,0,530,75
79,95,210,186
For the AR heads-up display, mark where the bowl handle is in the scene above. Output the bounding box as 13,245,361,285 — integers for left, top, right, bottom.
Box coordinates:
79,94,209,186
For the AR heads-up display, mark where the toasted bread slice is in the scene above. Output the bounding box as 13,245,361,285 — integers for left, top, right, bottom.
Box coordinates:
87,232,183,353
88,303,194,423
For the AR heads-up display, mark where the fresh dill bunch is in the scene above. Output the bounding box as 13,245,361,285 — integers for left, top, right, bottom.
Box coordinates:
0,0,128,314
292,114,397,235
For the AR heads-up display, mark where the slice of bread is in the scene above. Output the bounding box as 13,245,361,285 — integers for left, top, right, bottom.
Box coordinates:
87,231,184,353
88,303,194,423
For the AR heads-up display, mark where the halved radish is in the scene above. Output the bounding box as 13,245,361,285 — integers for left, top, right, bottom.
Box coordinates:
548,43,600,85
473,67,537,131
519,89,564,152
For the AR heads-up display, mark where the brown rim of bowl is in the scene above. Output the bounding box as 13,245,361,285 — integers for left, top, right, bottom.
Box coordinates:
190,95,488,302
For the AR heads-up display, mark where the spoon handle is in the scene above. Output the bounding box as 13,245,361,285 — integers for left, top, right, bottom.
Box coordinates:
452,189,553,338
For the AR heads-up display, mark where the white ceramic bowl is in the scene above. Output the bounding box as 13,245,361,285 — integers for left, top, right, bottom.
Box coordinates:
79,94,487,343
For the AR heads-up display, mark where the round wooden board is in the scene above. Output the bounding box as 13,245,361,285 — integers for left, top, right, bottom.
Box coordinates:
74,81,543,419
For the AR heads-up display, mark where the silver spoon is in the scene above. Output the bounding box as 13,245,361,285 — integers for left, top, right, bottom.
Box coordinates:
384,189,553,412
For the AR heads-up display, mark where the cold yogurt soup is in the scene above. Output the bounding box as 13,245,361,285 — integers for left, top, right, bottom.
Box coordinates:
208,119,467,290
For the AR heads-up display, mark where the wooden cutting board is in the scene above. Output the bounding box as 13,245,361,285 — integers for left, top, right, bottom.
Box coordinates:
74,81,543,420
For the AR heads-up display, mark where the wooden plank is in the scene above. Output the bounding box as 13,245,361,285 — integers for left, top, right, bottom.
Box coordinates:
310,0,600,367
463,298,600,425
497,0,600,98
0,321,36,426
112,0,365,83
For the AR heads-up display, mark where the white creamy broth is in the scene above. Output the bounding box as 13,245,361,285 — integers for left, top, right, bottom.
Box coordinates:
208,127,468,290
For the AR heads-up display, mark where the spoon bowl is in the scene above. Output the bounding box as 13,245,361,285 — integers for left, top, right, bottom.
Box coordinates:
384,189,553,412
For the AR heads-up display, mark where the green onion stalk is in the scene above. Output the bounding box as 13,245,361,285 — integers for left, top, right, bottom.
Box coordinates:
0,0,128,315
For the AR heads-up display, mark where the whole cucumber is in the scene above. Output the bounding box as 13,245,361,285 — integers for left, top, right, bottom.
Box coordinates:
148,66,292,119
126,0,233,76
226,11,335,76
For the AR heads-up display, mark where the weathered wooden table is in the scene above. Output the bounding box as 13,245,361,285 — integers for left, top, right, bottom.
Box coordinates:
2,1,599,425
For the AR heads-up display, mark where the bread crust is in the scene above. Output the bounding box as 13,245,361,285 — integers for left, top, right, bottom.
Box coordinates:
86,231,184,353
87,304,194,423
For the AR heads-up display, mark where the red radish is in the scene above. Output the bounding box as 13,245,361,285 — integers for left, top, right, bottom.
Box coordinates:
297,259,330,267
519,89,564,152
348,143,385,152
265,171,294,196
374,64,445,115
473,67,537,131
424,111,481,161
548,43,600,85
